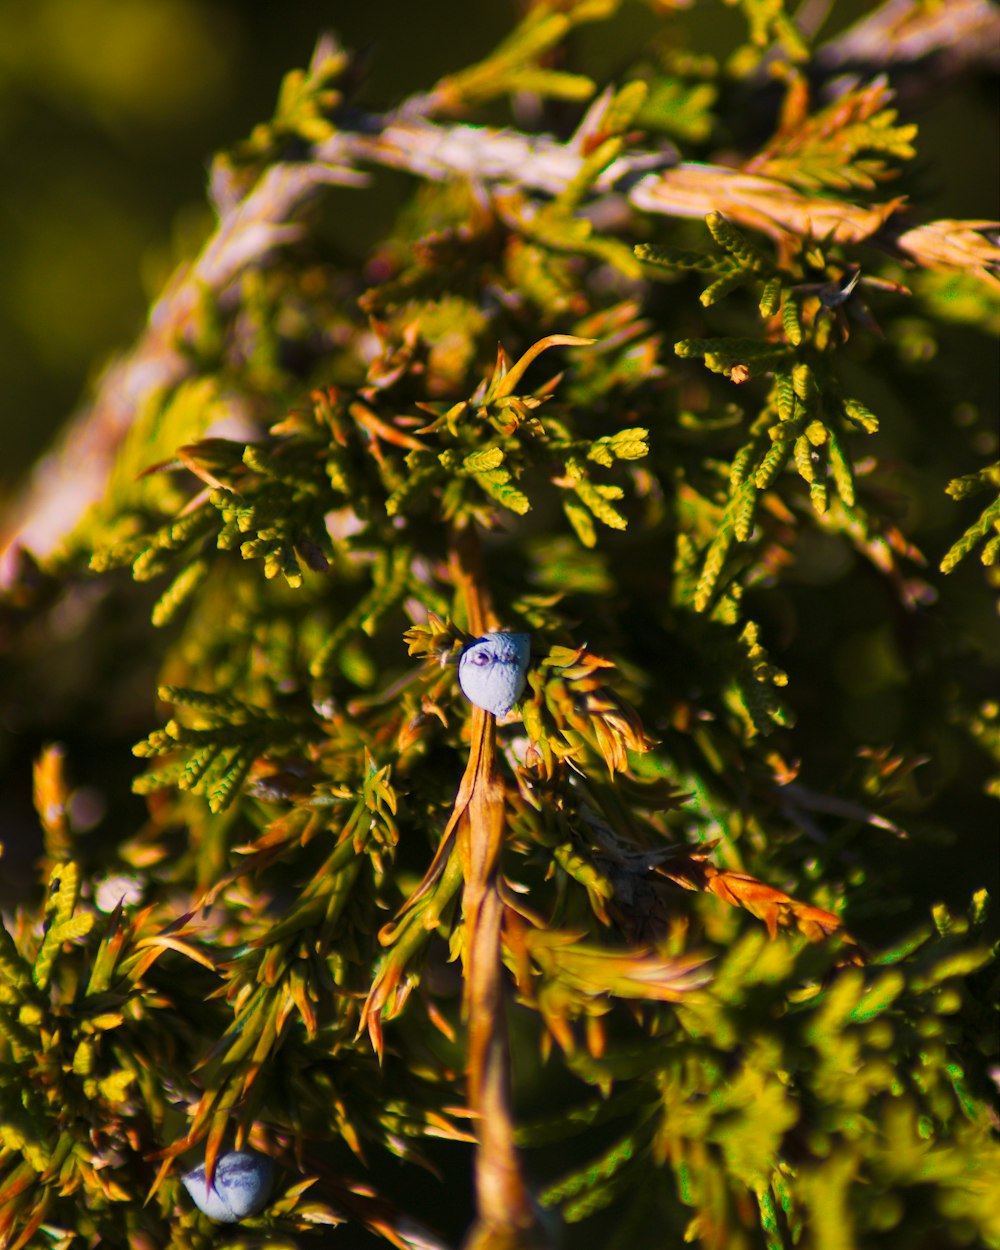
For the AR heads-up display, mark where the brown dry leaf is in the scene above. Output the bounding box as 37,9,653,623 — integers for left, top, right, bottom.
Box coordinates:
704,868,833,938
659,856,858,951
895,218,1000,288
819,0,1000,72
631,162,905,244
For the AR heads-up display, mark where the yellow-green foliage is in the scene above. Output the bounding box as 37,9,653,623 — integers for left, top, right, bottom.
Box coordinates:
1,4,998,1250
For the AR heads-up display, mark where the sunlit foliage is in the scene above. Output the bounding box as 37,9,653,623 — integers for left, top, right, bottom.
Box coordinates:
1,3,998,1249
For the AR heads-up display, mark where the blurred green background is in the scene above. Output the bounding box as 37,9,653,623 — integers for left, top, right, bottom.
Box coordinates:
0,0,521,492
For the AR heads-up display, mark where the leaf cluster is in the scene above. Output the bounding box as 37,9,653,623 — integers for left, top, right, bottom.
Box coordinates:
1,3,998,1249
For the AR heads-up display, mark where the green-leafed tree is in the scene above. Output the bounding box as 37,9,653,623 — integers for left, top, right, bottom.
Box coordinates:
0,3,998,1249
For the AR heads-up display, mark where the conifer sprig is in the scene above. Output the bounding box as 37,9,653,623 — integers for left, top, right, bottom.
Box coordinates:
0,5,997,1248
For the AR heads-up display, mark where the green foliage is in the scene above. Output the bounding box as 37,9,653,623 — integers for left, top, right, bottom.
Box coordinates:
941,463,1000,574
432,0,618,109
751,77,918,193
529,905,997,1245
1,4,998,1250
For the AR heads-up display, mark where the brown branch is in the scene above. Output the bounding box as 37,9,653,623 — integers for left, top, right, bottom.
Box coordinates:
460,711,536,1249
363,527,539,1247
445,532,537,1247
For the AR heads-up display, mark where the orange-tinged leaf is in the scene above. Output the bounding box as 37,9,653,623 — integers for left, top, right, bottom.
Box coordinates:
490,334,596,399
633,162,906,245
33,744,71,855
126,934,217,979
896,218,1000,287
8,1194,51,1250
